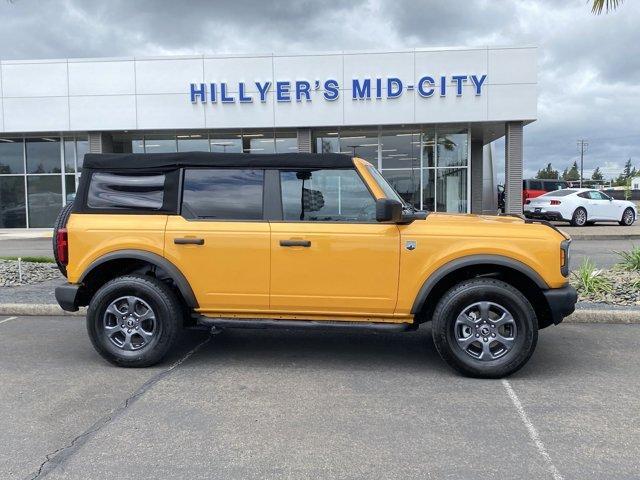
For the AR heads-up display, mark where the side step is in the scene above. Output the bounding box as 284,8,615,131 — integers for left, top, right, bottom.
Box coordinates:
196,316,412,332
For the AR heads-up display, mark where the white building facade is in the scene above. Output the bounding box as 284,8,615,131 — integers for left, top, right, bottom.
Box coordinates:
0,46,536,228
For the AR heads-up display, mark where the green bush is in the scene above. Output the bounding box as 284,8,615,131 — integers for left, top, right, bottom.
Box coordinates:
572,259,613,296
615,245,640,271
0,256,55,263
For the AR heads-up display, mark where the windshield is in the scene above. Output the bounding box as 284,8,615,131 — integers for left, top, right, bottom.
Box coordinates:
541,189,577,197
365,165,405,205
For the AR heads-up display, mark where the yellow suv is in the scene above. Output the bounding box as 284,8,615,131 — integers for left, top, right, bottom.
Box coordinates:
54,152,576,377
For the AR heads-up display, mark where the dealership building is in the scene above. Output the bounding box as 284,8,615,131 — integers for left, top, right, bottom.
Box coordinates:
0,46,536,228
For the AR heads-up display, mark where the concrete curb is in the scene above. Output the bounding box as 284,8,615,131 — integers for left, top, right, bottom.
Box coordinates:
1,304,639,323
568,234,640,241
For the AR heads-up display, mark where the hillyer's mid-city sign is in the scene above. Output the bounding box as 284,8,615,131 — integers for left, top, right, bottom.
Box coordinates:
189,74,488,104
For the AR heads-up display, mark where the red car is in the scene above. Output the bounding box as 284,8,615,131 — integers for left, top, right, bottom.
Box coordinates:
523,179,568,204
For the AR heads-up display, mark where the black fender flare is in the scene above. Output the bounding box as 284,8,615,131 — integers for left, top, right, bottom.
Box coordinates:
410,254,549,314
79,249,198,308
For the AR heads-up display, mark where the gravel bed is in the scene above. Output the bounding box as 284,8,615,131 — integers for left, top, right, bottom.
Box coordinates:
571,268,640,306
0,260,62,287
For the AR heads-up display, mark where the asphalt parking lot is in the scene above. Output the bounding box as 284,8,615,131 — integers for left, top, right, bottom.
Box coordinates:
1,315,639,479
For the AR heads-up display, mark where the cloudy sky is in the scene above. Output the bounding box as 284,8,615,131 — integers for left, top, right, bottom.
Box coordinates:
1,0,638,181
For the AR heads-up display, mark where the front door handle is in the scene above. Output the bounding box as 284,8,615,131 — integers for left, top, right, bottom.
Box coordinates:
174,238,205,245
279,239,311,247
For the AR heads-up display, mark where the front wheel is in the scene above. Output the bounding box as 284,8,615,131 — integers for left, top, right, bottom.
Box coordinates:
620,207,635,226
86,275,182,367
431,278,538,378
571,207,588,226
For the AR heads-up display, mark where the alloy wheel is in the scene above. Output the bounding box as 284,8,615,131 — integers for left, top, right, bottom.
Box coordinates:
102,296,157,351
623,209,634,225
575,209,587,226
454,301,517,361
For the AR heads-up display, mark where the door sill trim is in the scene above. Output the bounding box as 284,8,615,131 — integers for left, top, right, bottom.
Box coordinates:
196,316,413,332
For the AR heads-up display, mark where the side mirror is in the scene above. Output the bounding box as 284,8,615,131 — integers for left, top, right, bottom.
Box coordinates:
376,198,403,223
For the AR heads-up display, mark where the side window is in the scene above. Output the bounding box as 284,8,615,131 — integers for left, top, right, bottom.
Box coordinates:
588,191,607,200
182,169,264,220
87,173,165,210
280,169,376,222
528,180,542,190
577,192,590,199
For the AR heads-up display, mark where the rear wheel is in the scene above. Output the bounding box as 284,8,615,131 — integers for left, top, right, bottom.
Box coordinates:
620,207,635,226
570,207,588,226
86,275,181,367
431,278,538,378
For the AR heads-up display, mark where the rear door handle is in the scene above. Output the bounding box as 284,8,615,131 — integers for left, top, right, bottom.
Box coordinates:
174,238,205,245
279,240,311,247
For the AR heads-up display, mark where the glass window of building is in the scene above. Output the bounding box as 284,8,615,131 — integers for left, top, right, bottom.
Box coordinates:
437,127,468,167
380,131,419,169
177,134,210,152
27,175,62,227
26,138,61,174
144,135,177,153
0,138,24,174
382,169,420,209
63,138,76,173
315,131,339,154
132,137,145,153
65,175,76,204
275,131,298,153
245,131,275,154
421,128,436,168
339,129,379,165
76,137,89,171
0,176,26,228
422,168,435,211
210,132,242,153
436,168,467,213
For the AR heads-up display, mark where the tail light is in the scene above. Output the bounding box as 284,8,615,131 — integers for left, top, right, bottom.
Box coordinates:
525,200,531,204
550,200,561,205
56,228,68,265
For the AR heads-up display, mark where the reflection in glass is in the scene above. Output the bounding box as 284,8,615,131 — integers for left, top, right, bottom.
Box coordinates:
422,168,435,211
380,131,419,169
26,138,61,174
76,138,89,171
437,168,467,213
421,128,436,168
64,138,75,173
382,169,420,209
65,175,76,204
0,176,26,227
210,133,242,153
0,139,24,174
275,131,298,153
315,133,339,154
144,135,177,153
27,175,62,227
248,132,275,154
339,130,378,165
177,134,210,152
437,129,468,167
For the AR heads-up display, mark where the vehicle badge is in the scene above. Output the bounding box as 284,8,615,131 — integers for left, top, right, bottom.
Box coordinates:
405,240,417,251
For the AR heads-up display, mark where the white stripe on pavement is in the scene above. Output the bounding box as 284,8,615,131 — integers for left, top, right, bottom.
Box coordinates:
502,379,564,480
0,316,18,325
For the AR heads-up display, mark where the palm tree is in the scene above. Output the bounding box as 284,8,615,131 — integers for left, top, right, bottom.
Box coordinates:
591,0,623,14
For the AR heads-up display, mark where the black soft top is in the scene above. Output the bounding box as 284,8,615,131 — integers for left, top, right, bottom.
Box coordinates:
83,152,355,171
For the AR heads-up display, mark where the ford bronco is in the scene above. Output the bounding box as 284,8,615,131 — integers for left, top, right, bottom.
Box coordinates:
54,152,576,378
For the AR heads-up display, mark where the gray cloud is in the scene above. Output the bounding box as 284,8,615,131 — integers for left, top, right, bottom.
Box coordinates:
1,0,639,180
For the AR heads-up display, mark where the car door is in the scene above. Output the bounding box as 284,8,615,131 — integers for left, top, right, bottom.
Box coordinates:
164,168,271,313
269,168,401,317
587,191,613,219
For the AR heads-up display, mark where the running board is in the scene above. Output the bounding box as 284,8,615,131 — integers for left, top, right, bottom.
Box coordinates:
196,316,412,332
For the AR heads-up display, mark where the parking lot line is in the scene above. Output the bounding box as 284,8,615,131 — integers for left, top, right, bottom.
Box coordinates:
502,379,564,480
0,316,18,325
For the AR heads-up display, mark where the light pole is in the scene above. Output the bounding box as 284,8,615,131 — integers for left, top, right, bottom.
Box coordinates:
577,139,589,187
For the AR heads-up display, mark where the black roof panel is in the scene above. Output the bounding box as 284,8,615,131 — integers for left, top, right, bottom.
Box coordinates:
83,152,355,171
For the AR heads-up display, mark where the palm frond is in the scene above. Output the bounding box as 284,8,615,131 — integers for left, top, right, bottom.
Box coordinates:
591,0,624,15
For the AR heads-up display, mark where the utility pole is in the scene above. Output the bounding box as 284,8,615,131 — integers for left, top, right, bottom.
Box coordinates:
577,139,589,187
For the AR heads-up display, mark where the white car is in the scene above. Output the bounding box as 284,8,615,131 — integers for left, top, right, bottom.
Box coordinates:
524,188,638,226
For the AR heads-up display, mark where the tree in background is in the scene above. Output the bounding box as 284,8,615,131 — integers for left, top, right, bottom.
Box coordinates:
535,163,559,179
614,158,637,186
562,161,580,182
591,0,623,14
591,166,604,181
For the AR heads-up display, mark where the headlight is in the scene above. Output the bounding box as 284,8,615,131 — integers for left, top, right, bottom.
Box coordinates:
560,239,571,277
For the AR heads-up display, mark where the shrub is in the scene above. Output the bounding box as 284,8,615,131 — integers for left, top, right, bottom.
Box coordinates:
572,259,613,296
615,245,640,271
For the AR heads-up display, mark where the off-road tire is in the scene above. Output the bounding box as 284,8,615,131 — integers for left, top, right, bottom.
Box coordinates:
87,275,182,367
52,202,74,277
570,207,588,227
620,207,635,226
431,278,538,378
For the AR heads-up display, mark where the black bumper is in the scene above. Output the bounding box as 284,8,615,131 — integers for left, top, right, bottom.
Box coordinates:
543,285,577,325
524,210,565,221
55,284,81,312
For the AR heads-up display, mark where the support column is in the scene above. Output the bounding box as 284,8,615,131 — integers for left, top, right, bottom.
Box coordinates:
88,132,114,153
470,140,483,214
297,128,312,153
504,121,524,214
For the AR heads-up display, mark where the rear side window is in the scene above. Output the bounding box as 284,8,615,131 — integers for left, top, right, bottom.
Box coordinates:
527,180,543,190
182,169,264,220
541,189,576,197
87,173,165,210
